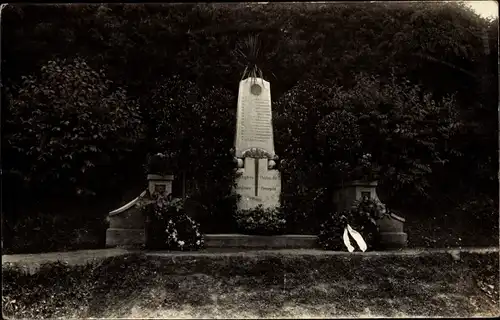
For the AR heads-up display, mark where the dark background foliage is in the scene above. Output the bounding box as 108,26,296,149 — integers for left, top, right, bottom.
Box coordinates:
1,2,498,252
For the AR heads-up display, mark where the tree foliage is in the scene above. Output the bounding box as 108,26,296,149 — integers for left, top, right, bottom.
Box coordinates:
273,73,463,222
147,75,238,232
3,2,496,99
5,57,144,198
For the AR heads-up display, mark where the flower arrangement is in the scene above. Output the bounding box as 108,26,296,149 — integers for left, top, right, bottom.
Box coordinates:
352,196,387,223
318,198,385,251
141,192,204,251
165,212,204,251
234,205,286,236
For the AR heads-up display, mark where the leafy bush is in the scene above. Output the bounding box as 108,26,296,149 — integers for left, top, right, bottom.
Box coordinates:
313,74,462,205
148,76,237,233
318,198,385,251
449,193,499,238
4,57,145,198
316,108,380,181
273,80,340,233
234,205,286,236
142,193,204,250
148,75,202,174
2,212,108,254
455,194,498,223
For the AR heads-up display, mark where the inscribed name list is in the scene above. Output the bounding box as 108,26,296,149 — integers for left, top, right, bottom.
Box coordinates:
235,78,275,158
235,157,281,211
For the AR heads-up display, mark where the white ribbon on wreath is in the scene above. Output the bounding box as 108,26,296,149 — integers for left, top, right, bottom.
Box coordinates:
342,224,368,252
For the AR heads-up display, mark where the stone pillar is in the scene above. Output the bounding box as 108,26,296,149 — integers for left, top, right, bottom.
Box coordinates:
147,174,174,197
332,180,382,212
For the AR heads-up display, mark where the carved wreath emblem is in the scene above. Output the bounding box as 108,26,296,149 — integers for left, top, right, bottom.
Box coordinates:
241,147,273,159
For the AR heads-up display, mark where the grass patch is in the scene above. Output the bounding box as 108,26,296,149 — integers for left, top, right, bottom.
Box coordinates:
2,250,499,318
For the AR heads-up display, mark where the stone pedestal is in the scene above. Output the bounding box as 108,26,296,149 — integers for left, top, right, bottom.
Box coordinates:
106,174,174,248
332,180,382,212
332,180,408,249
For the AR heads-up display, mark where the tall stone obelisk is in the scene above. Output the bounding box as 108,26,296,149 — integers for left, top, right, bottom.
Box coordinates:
233,77,281,211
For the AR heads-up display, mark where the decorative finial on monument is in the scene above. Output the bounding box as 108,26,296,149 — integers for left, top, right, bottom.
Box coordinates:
234,34,265,83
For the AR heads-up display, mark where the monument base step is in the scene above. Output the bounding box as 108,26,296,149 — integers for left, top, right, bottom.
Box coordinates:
204,234,318,249
105,230,408,250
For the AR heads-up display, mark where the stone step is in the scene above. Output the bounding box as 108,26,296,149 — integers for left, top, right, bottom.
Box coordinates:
204,234,318,249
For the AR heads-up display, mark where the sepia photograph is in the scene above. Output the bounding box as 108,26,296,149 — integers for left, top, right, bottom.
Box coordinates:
1,1,499,318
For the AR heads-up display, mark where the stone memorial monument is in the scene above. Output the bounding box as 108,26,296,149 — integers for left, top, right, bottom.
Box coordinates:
205,76,316,249
233,77,281,211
